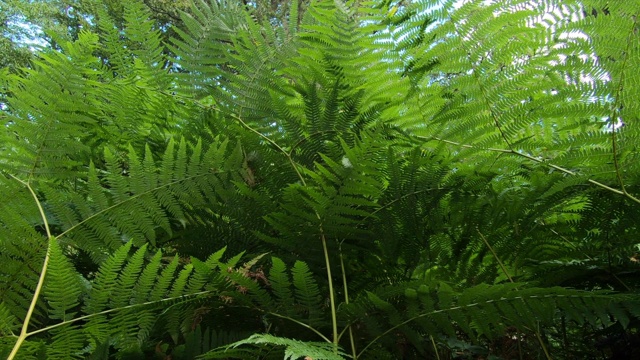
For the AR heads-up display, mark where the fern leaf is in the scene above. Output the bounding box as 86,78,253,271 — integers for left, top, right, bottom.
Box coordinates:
46,324,85,359
292,260,323,324
228,334,347,360
268,257,294,308
84,241,133,314
44,240,83,321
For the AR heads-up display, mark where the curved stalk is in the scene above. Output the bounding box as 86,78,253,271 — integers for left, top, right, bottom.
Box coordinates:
321,232,339,347
415,135,640,205
339,243,357,359
7,178,53,360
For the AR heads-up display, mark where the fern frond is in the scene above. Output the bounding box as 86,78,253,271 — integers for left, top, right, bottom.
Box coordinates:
0,194,47,326
226,333,347,360
84,241,133,315
42,136,243,261
46,323,85,359
355,282,638,357
292,260,323,325
172,326,253,360
0,302,18,336
43,240,83,322
268,257,294,309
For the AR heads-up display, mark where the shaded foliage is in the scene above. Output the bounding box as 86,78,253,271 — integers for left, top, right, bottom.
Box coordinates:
1,0,639,359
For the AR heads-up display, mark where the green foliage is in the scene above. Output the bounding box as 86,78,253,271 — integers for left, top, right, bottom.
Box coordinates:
350,282,638,357
1,0,640,359
221,333,347,360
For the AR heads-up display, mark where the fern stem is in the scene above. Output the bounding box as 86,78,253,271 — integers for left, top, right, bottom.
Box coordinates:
478,229,552,357
477,226,557,359
265,312,331,343
232,113,307,186
232,112,340,350
233,112,341,350
476,229,513,283
339,242,358,359
429,335,441,360
417,136,640,205
514,151,640,204
7,180,53,360
7,240,52,360
534,324,552,360
321,232,340,348
477,228,554,359
55,170,228,241
25,290,214,337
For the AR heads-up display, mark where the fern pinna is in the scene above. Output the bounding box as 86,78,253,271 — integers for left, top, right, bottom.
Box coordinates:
1,0,640,359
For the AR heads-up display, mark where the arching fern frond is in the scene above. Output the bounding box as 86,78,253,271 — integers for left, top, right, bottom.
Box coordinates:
350,282,639,359
2,242,255,358
223,333,346,360
40,136,243,261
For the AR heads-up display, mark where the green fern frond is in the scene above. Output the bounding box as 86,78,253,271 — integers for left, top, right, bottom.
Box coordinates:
268,257,294,309
41,136,243,261
226,333,347,360
43,240,84,322
0,187,47,325
84,241,134,314
355,282,638,357
4,241,254,358
0,302,18,336
292,260,323,325
172,326,253,360
46,323,85,359
0,31,103,180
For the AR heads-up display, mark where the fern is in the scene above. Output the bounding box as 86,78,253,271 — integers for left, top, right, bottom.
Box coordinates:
350,282,639,358
1,240,260,358
170,326,253,360
44,240,84,322
223,333,347,360
292,260,324,326
2,0,640,358
268,257,295,311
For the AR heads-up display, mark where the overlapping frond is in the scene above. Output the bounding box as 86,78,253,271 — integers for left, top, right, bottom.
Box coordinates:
1,242,258,358
347,281,639,359
1,0,639,358
395,0,624,185
38,137,242,261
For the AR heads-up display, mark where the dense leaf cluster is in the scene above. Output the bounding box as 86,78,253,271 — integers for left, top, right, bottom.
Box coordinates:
1,0,639,359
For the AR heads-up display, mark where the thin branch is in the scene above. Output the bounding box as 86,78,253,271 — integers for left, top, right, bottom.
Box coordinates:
430,335,441,360
321,231,339,346
534,323,552,360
